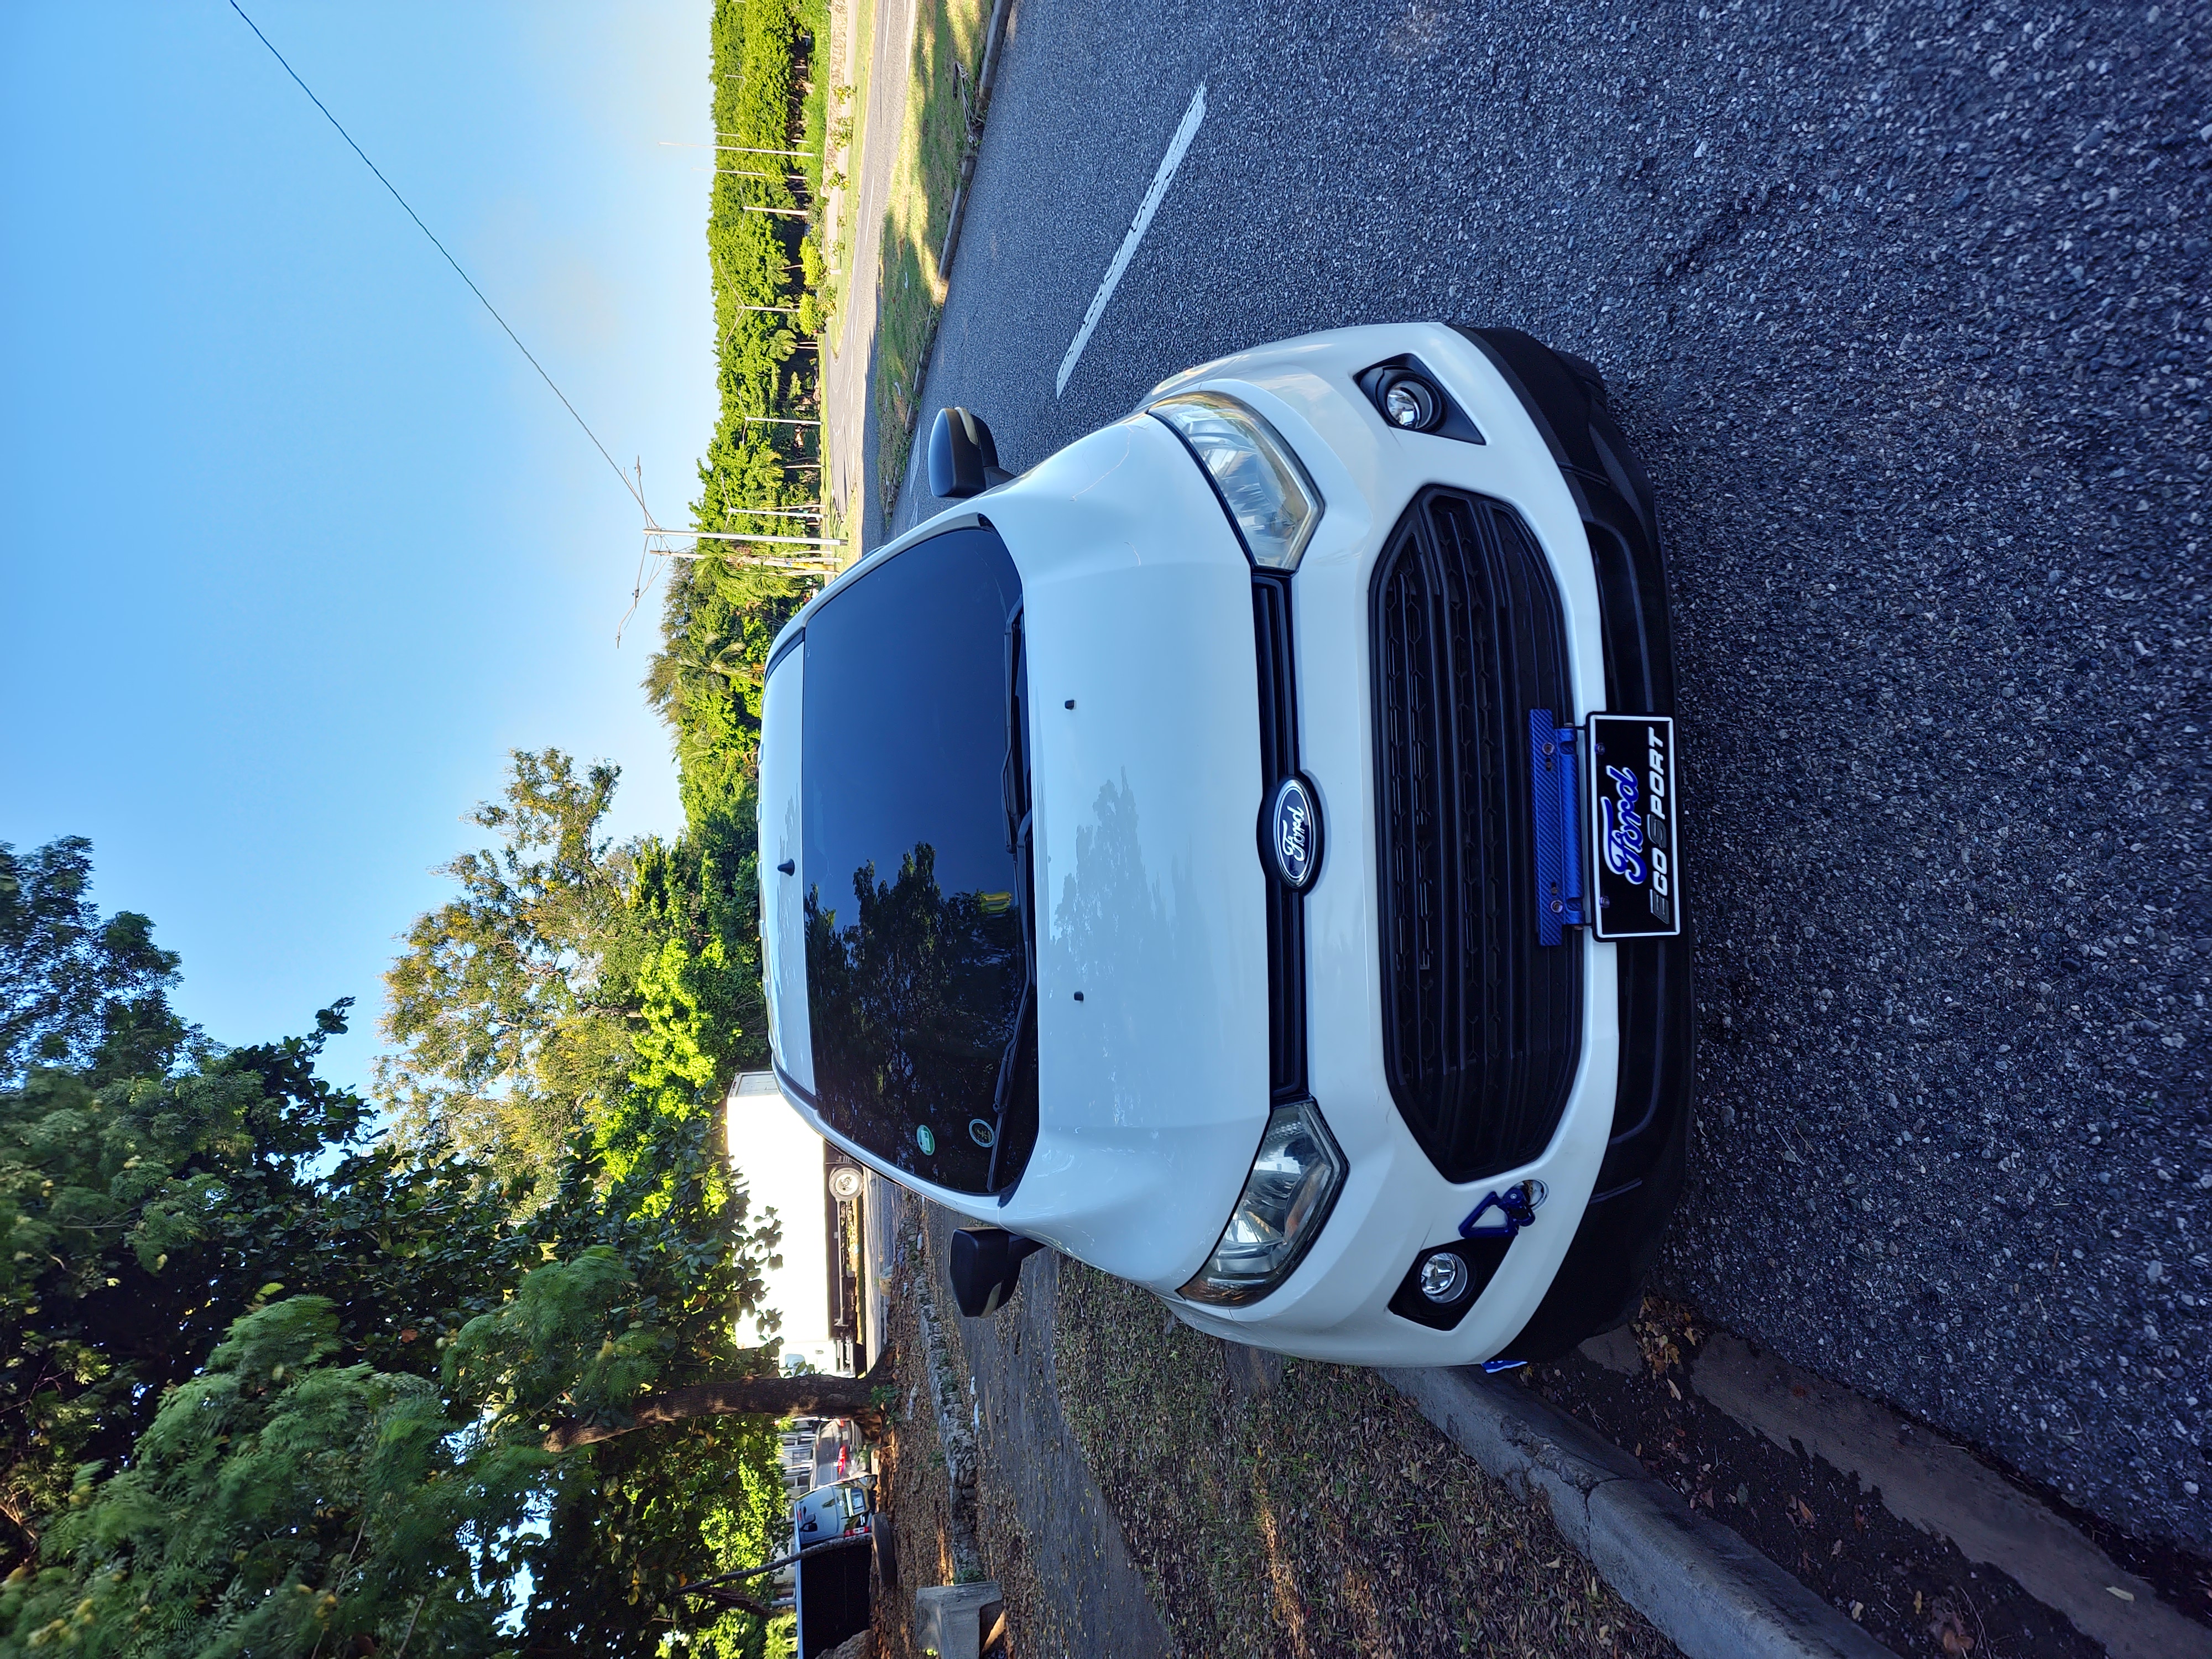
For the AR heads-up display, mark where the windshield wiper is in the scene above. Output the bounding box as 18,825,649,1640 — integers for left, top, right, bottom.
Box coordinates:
1000,601,1027,854
985,807,1035,1198
987,599,1035,1197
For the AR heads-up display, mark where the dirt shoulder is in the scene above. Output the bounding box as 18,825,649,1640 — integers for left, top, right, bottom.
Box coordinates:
872,1202,1168,1658
870,1222,954,1654
878,1192,1683,1657
1054,1261,1678,1659
821,0,910,548
864,0,992,528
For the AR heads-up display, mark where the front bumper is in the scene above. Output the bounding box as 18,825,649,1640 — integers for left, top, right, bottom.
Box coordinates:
1149,324,1691,1366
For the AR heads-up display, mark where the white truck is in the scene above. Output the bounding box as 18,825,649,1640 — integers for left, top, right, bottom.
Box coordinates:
726,1071,868,1375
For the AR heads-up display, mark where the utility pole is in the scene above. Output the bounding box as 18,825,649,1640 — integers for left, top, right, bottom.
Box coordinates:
661,140,813,159
654,529,843,548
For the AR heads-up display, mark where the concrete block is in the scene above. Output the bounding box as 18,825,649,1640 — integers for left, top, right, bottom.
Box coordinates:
915,1580,1003,1659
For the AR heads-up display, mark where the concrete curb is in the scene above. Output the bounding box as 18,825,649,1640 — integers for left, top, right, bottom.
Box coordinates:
935,0,1013,281
1687,1333,2212,1659
1384,1366,1895,1659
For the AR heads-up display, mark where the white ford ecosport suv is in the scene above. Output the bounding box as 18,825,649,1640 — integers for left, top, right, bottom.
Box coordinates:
757,324,1692,1367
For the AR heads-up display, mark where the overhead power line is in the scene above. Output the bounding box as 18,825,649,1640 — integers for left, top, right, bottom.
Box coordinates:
228,0,648,520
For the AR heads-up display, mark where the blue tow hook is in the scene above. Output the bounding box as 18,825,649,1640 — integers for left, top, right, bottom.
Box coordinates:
1458,1180,1548,1240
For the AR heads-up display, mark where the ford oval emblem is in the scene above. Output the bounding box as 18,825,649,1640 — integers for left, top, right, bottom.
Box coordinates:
1267,775,1322,890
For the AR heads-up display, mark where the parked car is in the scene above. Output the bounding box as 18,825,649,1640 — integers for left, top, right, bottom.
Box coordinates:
791,1475,873,1659
794,1474,872,1552
756,324,1692,1366
808,1417,858,1489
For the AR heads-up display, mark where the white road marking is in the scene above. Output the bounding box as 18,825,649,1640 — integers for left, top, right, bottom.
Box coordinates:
1055,82,1209,398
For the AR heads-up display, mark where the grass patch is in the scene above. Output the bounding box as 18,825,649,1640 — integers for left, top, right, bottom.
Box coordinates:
1056,1262,1682,1658
814,0,873,332
871,0,991,524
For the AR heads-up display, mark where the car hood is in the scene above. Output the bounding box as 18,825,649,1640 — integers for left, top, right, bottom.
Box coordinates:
981,415,1272,1289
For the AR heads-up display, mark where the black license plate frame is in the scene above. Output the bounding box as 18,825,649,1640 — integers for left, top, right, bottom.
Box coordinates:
1585,714,1682,942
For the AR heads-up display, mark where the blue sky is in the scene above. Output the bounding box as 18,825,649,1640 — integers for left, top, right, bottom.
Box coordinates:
3,2,713,1094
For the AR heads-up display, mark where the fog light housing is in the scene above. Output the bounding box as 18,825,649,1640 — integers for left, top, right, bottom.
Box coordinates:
1383,374,1441,431
1418,1251,1469,1304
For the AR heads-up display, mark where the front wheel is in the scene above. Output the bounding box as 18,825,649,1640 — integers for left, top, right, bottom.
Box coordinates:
1554,348,1608,409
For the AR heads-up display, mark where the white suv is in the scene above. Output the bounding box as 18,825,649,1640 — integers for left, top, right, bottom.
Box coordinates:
757,324,1692,1366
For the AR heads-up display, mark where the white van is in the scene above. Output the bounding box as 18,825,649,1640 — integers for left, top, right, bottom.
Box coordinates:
726,1071,868,1374
755,325,1692,1368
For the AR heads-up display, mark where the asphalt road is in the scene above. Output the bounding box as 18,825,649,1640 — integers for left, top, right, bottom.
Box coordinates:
880,0,2212,1558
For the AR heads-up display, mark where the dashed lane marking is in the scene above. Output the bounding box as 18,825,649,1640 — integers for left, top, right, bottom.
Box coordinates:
1054,82,1208,398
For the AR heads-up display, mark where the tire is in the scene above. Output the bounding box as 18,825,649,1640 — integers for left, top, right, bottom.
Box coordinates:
1556,348,1609,410
828,1165,865,1201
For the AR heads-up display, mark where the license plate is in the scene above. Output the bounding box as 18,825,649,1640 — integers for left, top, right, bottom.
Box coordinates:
1586,714,1682,941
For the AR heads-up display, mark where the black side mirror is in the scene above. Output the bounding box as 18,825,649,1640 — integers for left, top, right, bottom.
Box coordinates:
947,1227,1044,1317
927,406,1004,499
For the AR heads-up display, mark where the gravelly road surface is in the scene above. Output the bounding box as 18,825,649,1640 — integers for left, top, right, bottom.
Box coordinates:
880,0,2212,1556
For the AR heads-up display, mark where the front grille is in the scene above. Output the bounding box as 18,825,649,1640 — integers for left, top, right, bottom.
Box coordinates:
1370,488,1582,1182
1253,572,1307,1102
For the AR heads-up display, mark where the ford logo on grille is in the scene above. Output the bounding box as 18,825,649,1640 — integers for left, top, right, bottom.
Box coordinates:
1267,776,1321,890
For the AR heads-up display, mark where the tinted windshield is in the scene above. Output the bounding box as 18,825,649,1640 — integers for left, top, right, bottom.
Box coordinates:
800,526,1036,1196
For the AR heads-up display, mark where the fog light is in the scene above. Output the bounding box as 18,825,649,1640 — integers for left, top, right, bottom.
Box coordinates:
1418,1251,1469,1305
1383,375,1440,431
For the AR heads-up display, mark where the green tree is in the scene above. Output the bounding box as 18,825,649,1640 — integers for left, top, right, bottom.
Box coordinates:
378,750,780,1191
0,1124,880,1658
0,838,195,1087
0,1298,534,1657
377,750,646,1184
1,837,877,1656
0,998,539,1576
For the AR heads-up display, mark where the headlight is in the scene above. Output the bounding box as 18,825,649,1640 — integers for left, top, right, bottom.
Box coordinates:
1149,392,1324,572
1178,1098,1345,1306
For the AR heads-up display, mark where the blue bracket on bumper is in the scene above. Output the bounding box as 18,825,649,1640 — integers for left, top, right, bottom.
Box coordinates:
1529,709,1583,946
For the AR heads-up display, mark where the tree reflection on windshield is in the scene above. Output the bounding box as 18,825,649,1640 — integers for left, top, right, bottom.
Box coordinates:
805,843,1025,1193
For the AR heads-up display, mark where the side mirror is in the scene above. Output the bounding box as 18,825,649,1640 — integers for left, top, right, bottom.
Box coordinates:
927,406,1004,499
947,1227,1044,1317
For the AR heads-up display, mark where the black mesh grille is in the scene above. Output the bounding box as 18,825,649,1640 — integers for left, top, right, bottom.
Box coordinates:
1370,488,1582,1182
1253,572,1307,1102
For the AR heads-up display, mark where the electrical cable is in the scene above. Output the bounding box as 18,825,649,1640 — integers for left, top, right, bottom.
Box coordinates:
228,0,649,520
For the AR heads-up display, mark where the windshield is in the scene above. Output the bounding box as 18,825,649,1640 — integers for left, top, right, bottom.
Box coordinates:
799,525,1037,1196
